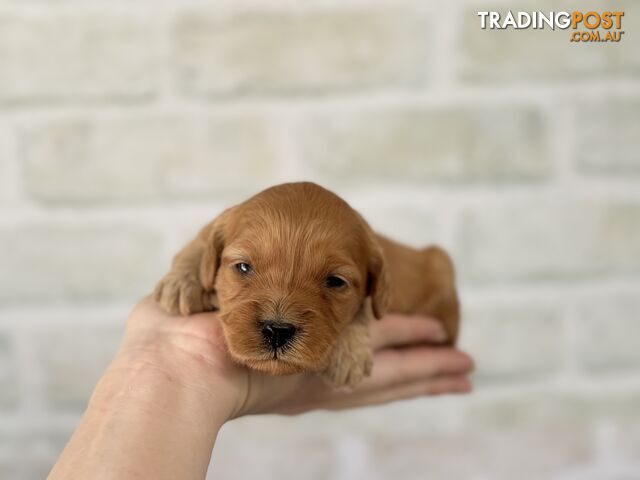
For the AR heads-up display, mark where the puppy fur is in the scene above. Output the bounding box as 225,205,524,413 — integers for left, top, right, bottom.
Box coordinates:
154,182,459,388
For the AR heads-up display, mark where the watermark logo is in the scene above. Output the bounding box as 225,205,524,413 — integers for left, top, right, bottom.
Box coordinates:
478,11,625,43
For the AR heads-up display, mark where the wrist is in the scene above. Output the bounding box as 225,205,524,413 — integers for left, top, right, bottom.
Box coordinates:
98,343,242,424
50,343,238,480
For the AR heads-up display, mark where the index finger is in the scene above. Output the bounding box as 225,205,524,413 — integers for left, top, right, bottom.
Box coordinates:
370,314,448,350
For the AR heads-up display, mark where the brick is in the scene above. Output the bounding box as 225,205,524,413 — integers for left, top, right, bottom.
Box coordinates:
365,392,597,480
581,392,640,466
466,392,594,431
459,201,640,283
0,12,156,103
366,432,589,480
330,397,466,439
564,473,640,480
0,333,18,409
460,304,564,383
297,107,548,185
612,414,640,465
0,428,74,480
355,203,439,248
558,473,640,480
0,432,20,480
576,98,640,176
454,392,595,479
36,327,121,409
0,465,13,480
173,9,430,97
210,418,337,480
0,225,164,305
0,125,9,204
459,1,640,83
19,115,278,203
366,436,473,480
576,293,640,374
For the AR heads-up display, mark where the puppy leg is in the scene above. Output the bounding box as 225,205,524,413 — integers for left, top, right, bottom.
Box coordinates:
153,237,216,315
417,246,460,345
321,303,373,389
379,237,460,345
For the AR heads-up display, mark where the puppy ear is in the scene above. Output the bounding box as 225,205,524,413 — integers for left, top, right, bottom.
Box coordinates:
356,212,391,319
198,208,233,291
367,241,391,319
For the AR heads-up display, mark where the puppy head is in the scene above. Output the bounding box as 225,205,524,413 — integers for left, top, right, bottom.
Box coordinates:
199,182,389,375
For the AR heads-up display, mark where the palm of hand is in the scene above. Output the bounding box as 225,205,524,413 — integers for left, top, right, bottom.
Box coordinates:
121,298,473,419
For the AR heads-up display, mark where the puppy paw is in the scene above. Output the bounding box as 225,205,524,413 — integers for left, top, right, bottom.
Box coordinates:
153,273,215,315
322,346,373,389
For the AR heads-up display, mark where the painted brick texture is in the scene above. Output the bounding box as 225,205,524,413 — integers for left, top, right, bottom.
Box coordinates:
0,1,638,479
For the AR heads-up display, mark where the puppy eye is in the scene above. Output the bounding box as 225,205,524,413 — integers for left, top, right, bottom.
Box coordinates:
235,262,252,275
325,276,347,289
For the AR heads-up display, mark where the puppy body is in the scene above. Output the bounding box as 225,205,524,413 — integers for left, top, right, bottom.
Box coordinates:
154,182,458,387
379,238,459,345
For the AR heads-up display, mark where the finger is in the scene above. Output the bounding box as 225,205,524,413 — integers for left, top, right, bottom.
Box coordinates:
127,295,167,329
370,314,448,350
365,346,475,389
323,375,472,411
265,347,474,415
355,375,473,407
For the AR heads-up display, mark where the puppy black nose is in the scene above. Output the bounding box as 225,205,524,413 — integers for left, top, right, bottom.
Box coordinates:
261,322,296,349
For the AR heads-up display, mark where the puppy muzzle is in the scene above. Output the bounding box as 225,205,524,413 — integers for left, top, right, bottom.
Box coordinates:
260,321,297,350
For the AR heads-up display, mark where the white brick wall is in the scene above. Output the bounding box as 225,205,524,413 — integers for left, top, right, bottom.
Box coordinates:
0,1,638,479
173,9,432,97
0,10,157,103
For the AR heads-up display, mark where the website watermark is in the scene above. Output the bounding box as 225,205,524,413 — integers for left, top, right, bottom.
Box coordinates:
477,11,625,43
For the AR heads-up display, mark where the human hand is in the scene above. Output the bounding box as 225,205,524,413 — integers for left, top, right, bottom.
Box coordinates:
114,297,474,420
50,298,473,479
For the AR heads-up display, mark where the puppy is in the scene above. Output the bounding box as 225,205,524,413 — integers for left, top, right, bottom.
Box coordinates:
154,182,459,387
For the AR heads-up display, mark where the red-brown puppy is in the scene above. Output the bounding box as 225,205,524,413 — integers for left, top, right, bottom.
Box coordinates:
154,182,459,387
